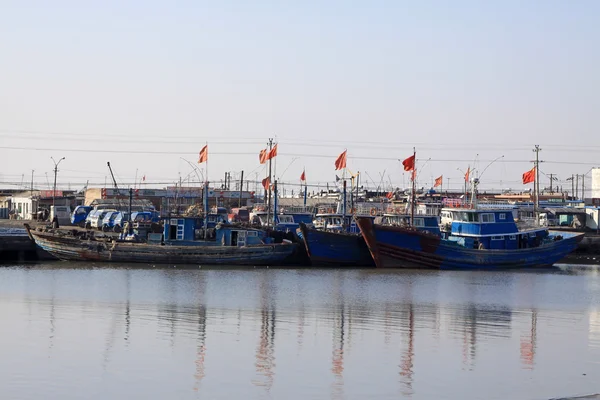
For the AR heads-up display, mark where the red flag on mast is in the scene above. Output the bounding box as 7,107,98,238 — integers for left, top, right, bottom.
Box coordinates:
267,144,278,160
522,167,536,184
259,149,267,164
198,145,208,163
402,154,415,171
300,169,306,182
334,150,347,170
262,177,271,191
464,167,470,182
434,175,443,187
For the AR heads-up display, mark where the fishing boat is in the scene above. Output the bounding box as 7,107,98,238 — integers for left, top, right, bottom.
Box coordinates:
297,221,375,266
24,217,296,266
355,202,584,269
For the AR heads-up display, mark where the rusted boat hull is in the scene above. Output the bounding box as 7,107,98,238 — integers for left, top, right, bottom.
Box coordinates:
26,226,297,266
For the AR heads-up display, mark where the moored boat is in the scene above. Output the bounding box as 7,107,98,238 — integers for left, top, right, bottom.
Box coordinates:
355,206,584,269
297,222,374,266
24,217,297,266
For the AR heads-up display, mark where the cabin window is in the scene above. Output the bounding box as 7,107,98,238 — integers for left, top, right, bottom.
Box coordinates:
509,235,517,240
491,236,503,241
529,232,537,238
481,213,495,223
413,218,424,227
247,231,258,237
499,213,506,220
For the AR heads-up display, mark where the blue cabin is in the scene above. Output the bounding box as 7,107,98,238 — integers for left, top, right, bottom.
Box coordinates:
443,208,548,250
162,217,269,246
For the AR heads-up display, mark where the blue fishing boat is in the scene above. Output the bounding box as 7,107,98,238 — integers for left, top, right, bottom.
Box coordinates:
355,206,584,269
297,221,375,266
24,217,296,266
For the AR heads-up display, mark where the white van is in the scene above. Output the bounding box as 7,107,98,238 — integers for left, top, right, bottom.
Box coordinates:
50,205,72,226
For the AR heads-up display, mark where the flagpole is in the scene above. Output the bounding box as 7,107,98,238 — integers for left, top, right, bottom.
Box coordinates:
267,138,273,228
204,141,208,235
411,148,416,227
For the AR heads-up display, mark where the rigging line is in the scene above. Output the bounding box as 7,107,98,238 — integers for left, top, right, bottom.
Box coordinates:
0,134,266,146
1,145,596,165
4,128,595,149
6,129,600,151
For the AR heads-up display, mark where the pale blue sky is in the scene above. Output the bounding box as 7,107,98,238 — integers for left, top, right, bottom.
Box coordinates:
1,0,598,193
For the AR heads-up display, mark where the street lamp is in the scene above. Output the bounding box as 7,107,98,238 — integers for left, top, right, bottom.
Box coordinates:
51,156,66,207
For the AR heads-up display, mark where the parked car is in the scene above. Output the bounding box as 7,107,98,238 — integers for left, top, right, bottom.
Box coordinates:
101,211,120,232
113,212,130,232
90,210,116,230
71,205,92,227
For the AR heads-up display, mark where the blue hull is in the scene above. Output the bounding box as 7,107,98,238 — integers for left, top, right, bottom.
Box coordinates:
298,224,374,266
356,218,583,269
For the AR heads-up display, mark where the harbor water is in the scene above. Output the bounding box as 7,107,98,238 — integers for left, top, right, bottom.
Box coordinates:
1,263,599,399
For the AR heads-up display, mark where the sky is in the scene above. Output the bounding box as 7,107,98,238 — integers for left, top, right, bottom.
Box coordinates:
1,0,599,195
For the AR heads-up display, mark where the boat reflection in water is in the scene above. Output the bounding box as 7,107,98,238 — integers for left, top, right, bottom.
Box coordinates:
0,265,599,400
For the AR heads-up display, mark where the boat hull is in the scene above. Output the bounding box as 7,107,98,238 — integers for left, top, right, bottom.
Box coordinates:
298,223,374,266
355,217,584,269
26,227,297,266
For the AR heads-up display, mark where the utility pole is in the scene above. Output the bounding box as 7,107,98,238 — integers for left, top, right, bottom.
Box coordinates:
571,174,575,201
30,169,34,198
51,156,66,208
549,174,554,194
533,145,541,223
239,170,244,208
581,174,585,206
575,175,579,201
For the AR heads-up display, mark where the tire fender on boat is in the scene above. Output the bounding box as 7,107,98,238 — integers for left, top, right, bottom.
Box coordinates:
370,208,377,216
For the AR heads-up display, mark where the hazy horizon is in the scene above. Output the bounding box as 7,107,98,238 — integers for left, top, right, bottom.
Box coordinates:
1,1,599,195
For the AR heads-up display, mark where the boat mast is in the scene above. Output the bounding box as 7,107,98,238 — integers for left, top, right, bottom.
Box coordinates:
533,145,541,224
267,138,273,228
411,147,416,227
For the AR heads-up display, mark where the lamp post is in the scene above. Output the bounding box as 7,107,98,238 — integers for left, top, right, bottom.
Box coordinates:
51,157,66,208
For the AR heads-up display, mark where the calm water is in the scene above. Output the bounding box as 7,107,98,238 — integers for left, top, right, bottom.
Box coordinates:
1,264,600,400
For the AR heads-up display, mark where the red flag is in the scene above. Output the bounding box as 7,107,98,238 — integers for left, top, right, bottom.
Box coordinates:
334,150,347,170
434,175,443,187
522,167,536,184
262,177,271,191
464,167,470,182
300,169,306,182
386,191,393,199
198,145,208,163
267,144,278,160
259,149,267,164
402,154,415,171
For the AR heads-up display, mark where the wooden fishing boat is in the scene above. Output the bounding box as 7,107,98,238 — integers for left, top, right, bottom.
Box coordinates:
24,218,296,266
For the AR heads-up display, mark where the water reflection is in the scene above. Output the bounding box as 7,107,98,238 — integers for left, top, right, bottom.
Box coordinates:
253,273,276,390
0,266,599,400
